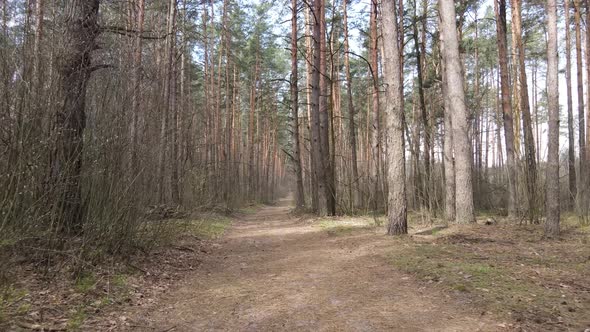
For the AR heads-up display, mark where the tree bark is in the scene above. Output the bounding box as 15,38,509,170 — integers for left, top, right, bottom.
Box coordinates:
129,0,145,181
343,0,360,210
291,0,305,209
382,0,407,235
311,0,327,215
248,54,260,200
168,0,180,204
494,0,517,217
50,0,100,231
319,0,335,215
544,0,560,237
440,34,455,222
439,0,475,224
304,4,318,210
585,0,590,215
511,0,538,224
412,3,430,210
574,0,586,208
565,0,576,210
369,0,381,212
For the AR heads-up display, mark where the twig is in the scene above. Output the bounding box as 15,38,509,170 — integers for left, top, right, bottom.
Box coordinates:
126,262,148,274
16,321,66,331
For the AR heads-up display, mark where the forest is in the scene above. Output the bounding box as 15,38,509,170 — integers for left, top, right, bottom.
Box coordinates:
1,0,589,330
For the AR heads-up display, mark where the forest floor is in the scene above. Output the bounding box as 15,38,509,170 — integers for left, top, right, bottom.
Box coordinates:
109,199,510,332
3,199,590,331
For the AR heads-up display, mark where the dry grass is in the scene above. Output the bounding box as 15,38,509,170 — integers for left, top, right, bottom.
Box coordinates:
389,214,590,331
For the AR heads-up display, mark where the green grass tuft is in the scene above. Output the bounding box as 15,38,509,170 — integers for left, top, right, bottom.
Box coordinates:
316,217,375,236
67,306,87,330
170,215,233,240
74,273,97,294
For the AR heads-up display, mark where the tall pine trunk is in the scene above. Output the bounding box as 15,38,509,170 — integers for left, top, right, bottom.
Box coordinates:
439,0,475,224
544,0,560,237
574,0,585,210
369,0,381,212
382,0,407,235
343,0,360,210
494,0,517,217
565,0,576,210
311,0,327,215
511,0,538,224
291,0,305,209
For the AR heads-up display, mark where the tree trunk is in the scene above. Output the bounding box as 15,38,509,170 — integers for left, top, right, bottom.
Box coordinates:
168,0,179,204
441,36,455,222
369,0,381,212
412,4,430,210
291,0,305,209
585,0,590,215
248,54,260,200
305,4,318,210
343,0,360,210
494,0,517,217
319,0,335,215
311,0,327,215
439,0,475,224
565,0,576,210
50,0,100,232
544,0,560,237
129,0,145,181
382,0,407,235
574,0,586,210
511,0,538,224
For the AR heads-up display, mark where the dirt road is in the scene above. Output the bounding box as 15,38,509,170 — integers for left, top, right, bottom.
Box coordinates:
128,202,500,331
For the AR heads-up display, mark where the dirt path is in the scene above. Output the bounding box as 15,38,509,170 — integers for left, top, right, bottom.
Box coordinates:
127,202,500,331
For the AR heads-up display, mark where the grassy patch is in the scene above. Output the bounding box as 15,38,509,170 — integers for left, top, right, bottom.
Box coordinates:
239,203,263,215
390,242,559,314
75,273,97,294
316,217,376,236
0,287,28,323
67,306,87,330
182,215,232,239
112,274,127,288
388,224,590,329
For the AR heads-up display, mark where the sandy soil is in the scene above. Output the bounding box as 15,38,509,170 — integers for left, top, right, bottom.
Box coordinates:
124,201,501,331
